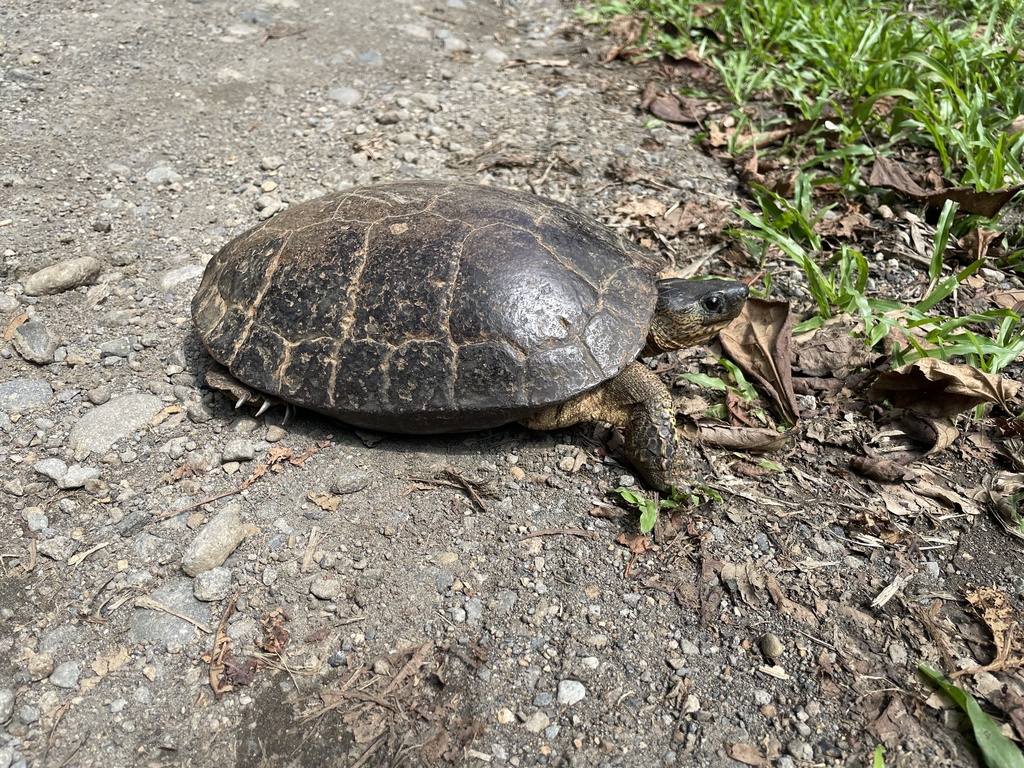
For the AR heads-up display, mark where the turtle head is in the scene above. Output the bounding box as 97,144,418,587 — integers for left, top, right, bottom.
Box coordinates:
643,278,748,356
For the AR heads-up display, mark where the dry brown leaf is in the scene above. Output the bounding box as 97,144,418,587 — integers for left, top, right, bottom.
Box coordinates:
727,742,766,766
975,472,1024,541
639,82,707,124
952,587,1024,677
699,424,790,453
868,359,1021,417
720,298,801,425
992,290,1024,312
960,228,999,262
910,478,980,516
308,492,342,512
764,573,819,628
850,455,914,483
792,315,877,378
896,413,959,456
868,696,910,742
869,155,1024,217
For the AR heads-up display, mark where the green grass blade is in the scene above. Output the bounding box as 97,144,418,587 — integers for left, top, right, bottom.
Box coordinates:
918,665,1024,768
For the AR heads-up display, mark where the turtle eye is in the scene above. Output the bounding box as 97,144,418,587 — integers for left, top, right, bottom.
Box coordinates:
702,293,724,314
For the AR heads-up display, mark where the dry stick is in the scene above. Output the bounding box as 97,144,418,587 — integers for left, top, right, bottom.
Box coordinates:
520,528,600,540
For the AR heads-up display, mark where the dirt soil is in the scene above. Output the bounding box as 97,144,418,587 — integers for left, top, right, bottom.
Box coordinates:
2,0,1023,766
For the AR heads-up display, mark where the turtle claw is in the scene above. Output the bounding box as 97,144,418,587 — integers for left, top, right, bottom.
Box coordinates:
234,394,250,409
254,399,273,417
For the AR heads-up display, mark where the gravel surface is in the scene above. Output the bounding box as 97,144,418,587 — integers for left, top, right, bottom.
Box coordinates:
2,0,1022,766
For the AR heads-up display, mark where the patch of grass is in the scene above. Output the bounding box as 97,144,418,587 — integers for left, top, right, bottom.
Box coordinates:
582,0,1024,376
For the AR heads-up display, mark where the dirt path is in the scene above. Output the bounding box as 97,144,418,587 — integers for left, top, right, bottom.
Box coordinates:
1,0,1019,766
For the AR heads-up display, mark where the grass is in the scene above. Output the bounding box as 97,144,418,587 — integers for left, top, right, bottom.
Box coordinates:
581,0,1024,378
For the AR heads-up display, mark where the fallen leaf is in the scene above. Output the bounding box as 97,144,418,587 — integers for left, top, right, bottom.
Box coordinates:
308,492,342,512
640,82,707,124
850,455,914,483
868,359,1021,417
792,315,878,378
720,299,801,425
699,424,790,453
727,742,766,766
869,155,1024,217
975,472,1024,541
952,587,1024,677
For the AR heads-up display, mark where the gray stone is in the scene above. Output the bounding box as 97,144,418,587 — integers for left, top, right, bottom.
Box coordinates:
99,338,132,358
760,632,784,660
0,379,52,411
260,156,285,171
398,24,431,39
23,256,103,296
0,688,13,723
557,679,586,706
181,503,250,576
0,745,14,768
310,577,343,600
34,458,68,484
131,579,210,648
60,464,102,489
332,469,368,495
523,710,550,733
87,386,111,405
161,263,204,291
222,439,255,462
18,704,40,725
464,597,483,623
144,165,182,184
24,508,48,532
49,661,80,690
69,393,163,454
443,36,469,53
12,320,58,364
193,567,233,601
327,87,361,106
37,535,78,562
356,50,382,66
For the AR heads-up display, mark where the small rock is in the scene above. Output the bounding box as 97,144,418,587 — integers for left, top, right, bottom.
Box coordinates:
376,111,401,125
786,739,813,761
760,632,784,660
181,503,250,576
482,47,509,64
34,457,68,484
557,679,586,706
49,661,80,690
19,704,40,725
356,50,382,66
523,710,550,733
260,156,285,171
99,338,132,358
0,379,52,411
327,87,361,106
131,579,210,648
87,386,111,405
265,425,287,442
23,256,103,296
69,394,163,455
310,577,343,601
193,567,233,601
332,469,368,495
144,166,182,184
37,535,78,562
496,707,514,724
0,688,14,723
27,653,54,681
222,439,255,462
59,464,102,490
12,320,58,364
442,36,469,53
92,217,112,233
398,24,431,39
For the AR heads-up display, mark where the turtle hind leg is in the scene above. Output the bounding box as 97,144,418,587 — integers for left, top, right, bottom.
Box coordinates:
203,363,284,418
519,362,682,492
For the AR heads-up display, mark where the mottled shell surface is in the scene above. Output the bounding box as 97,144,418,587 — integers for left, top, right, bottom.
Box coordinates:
192,181,660,432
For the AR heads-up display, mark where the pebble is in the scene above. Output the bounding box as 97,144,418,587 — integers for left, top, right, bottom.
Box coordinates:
23,256,103,296
310,577,343,600
376,111,401,125
19,705,40,725
327,87,361,106
0,379,53,411
99,338,132,358
760,632,784,660
69,393,163,455
181,503,250,576
0,689,14,722
144,166,182,184
193,567,233,601
49,661,80,689
557,679,586,706
265,425,287,442
442,36,469,53
398,24,431,39
260,156,285,171
87,386,111,405
786,739,813,761
356,50,382,66
12,320,58,364
332,469,369,495
27,653,54,681
523,710,550,733
0,746,14,768
37,535,78,562
130,579,210,648
222,439,255,462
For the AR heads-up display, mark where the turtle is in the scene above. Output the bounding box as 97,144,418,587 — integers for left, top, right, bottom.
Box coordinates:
191,180,747,491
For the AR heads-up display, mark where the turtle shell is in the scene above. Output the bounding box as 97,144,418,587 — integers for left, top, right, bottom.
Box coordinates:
192,181,661,433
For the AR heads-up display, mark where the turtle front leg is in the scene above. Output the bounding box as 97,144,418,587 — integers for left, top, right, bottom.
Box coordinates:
519,362,682,492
